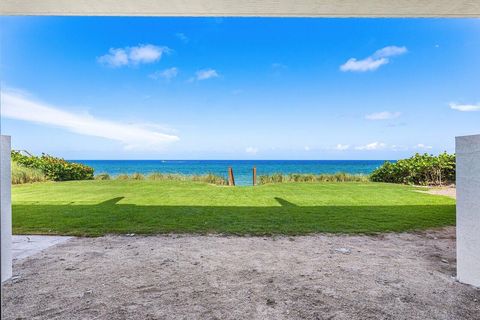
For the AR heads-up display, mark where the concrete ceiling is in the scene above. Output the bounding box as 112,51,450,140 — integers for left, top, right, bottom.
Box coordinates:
1,0,480,17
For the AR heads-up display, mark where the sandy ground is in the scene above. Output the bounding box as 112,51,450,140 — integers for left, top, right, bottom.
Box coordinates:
2,227,479,320
425,187,456,199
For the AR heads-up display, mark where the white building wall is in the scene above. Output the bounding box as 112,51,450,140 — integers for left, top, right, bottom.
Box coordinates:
456,134,480,287
1,135,12,282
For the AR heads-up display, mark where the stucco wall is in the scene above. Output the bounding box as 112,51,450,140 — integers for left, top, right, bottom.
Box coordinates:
1,135,12,282
456,134,480,287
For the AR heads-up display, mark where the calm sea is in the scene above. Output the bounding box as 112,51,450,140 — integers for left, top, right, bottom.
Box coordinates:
72,160,389,186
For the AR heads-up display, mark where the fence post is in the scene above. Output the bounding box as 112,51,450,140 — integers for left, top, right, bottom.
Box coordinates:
1,135,12,282
228,167,235,186
253,167,257,186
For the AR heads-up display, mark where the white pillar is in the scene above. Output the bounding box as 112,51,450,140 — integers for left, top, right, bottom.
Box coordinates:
1,135,12,282
456,134,480,287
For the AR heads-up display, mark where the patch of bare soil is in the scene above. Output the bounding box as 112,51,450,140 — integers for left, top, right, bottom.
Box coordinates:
420,187,456,199
2,227,479,320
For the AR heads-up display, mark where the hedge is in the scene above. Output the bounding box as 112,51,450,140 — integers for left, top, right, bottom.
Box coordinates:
11,151,94,181
370,152,455,186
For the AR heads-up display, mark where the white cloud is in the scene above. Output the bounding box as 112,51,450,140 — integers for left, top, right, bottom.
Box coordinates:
98,44,170,68
1,89,179,151
449,103,480,112
335,144,350,151
340,57,388,72
340,45,407,72
365,111,401,120
175,33,189,43
149,67,179,81
373,46,408,58
414,143,433,150
390,145,409,152
98,48,129,67
195,69,219,81
304,146,311,151
355,142,386,151
245,147,259,155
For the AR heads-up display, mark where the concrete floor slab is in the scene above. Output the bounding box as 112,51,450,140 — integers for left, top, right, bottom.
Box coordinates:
2,228,480,320
12,235,73,260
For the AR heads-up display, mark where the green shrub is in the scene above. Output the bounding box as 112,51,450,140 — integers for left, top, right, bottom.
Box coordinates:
259,173,369,185
370,152,455,186
145,172,226,185
147,173,186,181
11,151,94,181
95,173,111,180
192,173,227,185
11,162,47,184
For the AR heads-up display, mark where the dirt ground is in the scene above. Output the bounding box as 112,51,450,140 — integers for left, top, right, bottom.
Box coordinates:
426,187,456,199
2,227,479,320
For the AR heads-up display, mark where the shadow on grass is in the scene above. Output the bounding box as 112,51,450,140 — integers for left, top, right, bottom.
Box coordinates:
13,197,455,236
274,197,298,207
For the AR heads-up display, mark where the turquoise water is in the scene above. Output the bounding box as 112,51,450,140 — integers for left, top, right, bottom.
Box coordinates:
72,160,388,186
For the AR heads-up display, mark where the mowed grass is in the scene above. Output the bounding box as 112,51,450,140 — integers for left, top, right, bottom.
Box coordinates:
12,180,455,236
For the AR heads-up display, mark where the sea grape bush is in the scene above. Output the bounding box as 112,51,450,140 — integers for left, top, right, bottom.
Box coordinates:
370,152,455,186
11,151,94,181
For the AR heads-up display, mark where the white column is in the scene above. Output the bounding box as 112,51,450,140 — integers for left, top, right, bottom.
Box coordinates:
1,135,12,282
456,134,480,287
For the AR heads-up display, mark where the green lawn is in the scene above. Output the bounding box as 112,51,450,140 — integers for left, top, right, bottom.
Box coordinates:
12,180,455,236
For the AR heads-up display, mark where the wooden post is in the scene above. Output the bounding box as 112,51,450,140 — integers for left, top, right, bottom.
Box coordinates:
228,167,235,186
253,166,257,186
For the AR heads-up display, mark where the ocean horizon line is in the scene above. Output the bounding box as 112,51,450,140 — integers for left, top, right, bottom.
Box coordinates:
70,159,390,186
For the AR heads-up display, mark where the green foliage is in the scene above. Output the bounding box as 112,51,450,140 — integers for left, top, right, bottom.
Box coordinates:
370,152,455,186
11,151,94,181
11,162,47,184
259,173,369,185
191,173,227,185
113,172,227,185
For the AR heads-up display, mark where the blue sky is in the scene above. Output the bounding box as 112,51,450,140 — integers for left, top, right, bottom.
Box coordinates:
1,17,479,160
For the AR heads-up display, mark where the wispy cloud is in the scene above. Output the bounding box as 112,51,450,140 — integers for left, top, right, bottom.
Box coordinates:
245,147,259,155
1,89,179,151
449,103,480,112
149,67,179,81
390,144,408,152
355,142,386,151
340,46,407,72
175,33,189,43
414,143,433,150
98,44,171,68
195,69,219,81
335,144,350,151
365,111,401,120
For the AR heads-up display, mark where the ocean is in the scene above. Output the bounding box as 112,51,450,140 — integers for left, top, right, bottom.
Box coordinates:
72,160,389,186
